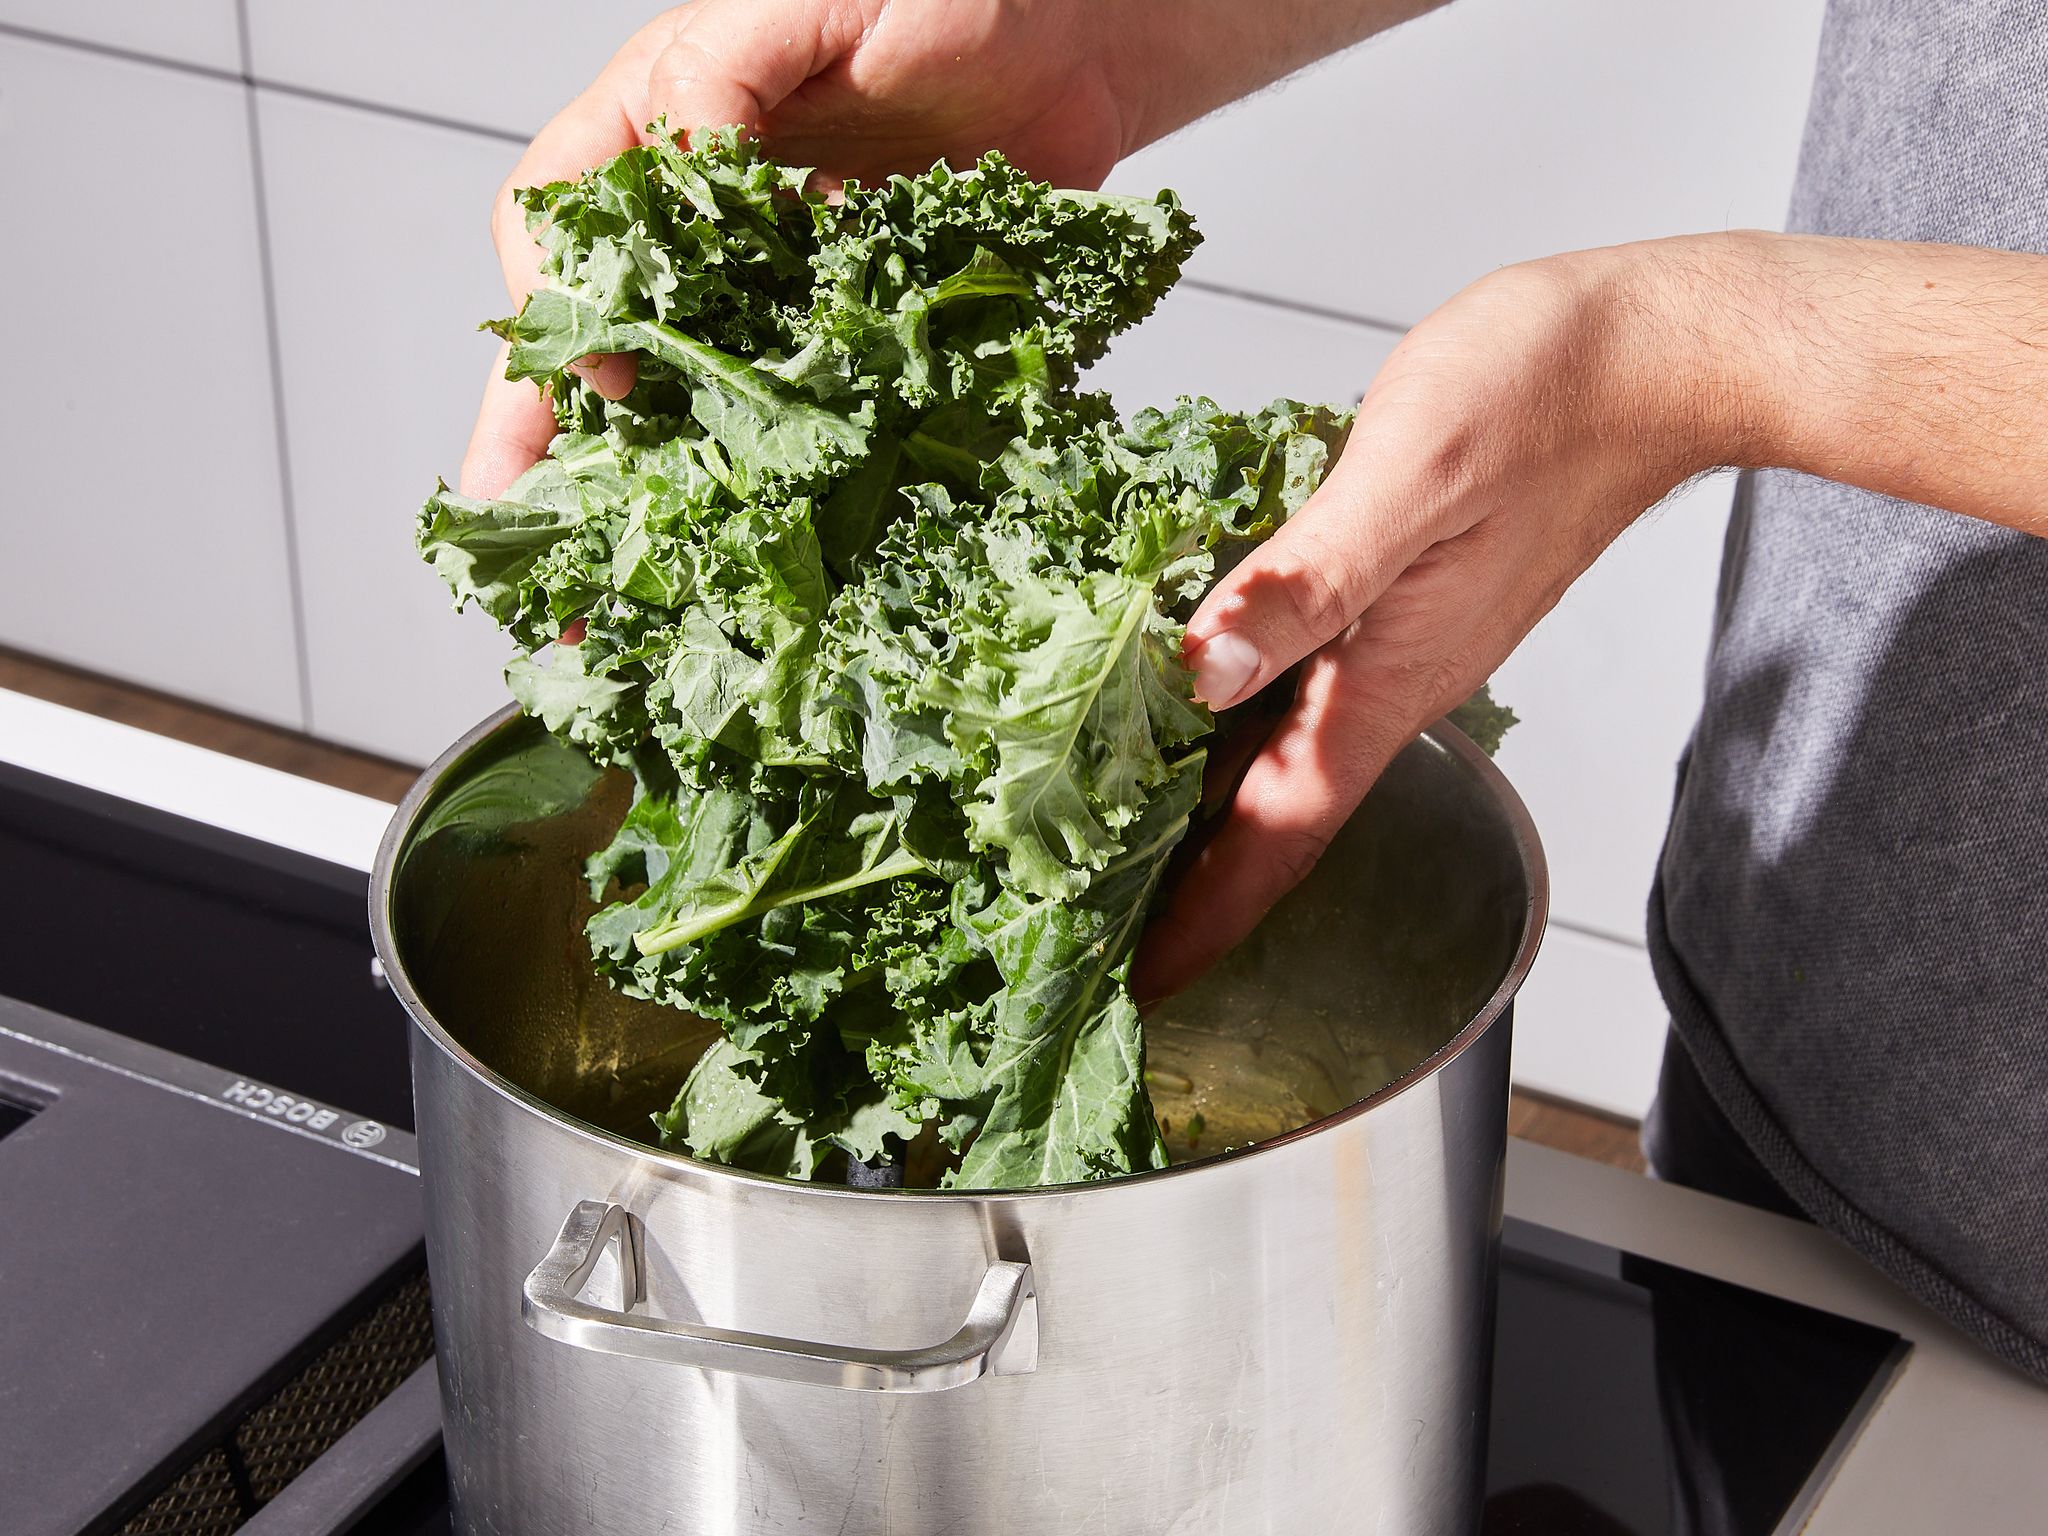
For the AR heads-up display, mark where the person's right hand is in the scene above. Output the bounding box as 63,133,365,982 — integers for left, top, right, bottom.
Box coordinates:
459,0,1143,505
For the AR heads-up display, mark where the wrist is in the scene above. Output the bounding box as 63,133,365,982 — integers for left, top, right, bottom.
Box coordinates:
1556,232,1797,480
1665,230,1802,473
1096,3,1244,153
1103,2,1429,155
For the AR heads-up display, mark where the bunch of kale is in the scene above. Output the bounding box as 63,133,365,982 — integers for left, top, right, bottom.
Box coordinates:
418,132,1364,1187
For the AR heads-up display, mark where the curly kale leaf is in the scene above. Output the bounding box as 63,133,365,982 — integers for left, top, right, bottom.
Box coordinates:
950,753,1203,1185
1448,682,1520,757
417,132,1512,1189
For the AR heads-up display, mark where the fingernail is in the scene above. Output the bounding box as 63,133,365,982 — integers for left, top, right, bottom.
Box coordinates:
1189,631,1261,707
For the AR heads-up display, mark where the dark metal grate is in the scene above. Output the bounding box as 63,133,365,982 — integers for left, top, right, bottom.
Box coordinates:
117,1270,435,1534
238,1271,436,1502
117,1449,244,1536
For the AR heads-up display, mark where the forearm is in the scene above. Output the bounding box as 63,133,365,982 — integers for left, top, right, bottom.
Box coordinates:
1106,0,1448,153
1651,232,2048,537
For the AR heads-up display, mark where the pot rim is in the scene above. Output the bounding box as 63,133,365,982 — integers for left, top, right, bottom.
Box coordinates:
371,706,1549,1202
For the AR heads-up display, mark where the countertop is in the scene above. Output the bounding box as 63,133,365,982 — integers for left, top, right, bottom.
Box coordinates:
1509,1137,2048,1532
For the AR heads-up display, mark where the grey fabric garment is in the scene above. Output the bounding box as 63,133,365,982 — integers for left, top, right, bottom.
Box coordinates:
1646,0,2048,1382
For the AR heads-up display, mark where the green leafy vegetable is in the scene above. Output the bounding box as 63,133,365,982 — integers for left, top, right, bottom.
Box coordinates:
419,129,1508,1189
1448,683,1519,758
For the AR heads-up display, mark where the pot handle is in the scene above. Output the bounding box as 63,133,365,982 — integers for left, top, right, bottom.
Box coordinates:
520,1200,1038,1392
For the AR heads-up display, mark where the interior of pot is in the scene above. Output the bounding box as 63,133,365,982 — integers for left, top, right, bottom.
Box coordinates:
383,713,1539,1174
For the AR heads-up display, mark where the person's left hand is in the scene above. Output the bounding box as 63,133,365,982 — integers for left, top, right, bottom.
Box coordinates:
1132,232,1770,1002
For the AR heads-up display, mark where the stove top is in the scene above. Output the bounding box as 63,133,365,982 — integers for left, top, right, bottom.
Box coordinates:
0,757,1907,1536
1485,1220,1905,1534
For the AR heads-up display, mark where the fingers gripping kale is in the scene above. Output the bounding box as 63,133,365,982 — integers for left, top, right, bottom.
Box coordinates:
419,131,1375,1187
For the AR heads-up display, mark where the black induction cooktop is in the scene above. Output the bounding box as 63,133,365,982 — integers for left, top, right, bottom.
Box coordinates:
0,756,1907,1535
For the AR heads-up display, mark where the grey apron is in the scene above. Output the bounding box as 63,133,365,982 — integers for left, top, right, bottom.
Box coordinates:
1646,0,2048,1382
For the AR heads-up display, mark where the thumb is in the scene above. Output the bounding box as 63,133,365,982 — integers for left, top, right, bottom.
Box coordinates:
647,0,853,140
1183,431,1432,710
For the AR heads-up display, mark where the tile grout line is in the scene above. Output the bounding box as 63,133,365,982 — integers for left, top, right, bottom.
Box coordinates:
0,20,528,147
1549,917,1649,952
252,75,530,148
234,0,316,733
1178,277,1414,339
0,18,240,84
5,26,1416,338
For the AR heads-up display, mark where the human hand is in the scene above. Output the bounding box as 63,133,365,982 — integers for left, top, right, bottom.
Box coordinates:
1132,234,1773,1003
458,0,1146,504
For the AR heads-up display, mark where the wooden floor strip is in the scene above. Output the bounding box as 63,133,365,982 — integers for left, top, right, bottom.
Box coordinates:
0,647,420,802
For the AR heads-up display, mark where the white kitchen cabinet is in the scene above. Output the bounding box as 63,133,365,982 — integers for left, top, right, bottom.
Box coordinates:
255,89,522,763
242,0,663,140
1108,0,1828,327
0,34,303,727
0,0,242,73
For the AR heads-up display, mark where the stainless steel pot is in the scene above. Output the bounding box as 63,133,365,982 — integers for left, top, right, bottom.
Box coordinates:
372,708,1546,1536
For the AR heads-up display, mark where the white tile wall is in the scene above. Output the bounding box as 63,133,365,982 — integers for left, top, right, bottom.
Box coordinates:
1511,925,1670,1120
1107,0,1829,326
0,35,303,727
0,0,242,73
255,90,521,761
1493,475,1734,944
1088,286,1403,414
242,0,665,139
